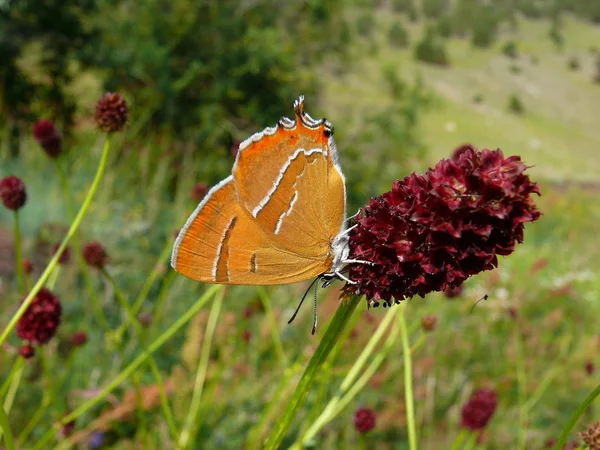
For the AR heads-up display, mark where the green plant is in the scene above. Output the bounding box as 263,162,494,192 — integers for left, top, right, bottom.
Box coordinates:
388,21,410,48
508,93,525,114
414,28,450,66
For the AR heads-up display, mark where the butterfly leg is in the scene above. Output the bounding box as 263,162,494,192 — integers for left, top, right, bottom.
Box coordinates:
337,224,358,237
334,270,357,285
343,259,375,266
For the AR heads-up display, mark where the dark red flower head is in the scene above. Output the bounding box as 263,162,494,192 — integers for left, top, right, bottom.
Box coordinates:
71,331,87,347
190,183,208,203
353,407,376,433
346,148,541,306
33,120,62,158
16,287,62,345
95,92,128,133
0,176,27,211
82,241,109,269
52,242,71,264
451,143,476,161
20,344,35,359
460,388,498,430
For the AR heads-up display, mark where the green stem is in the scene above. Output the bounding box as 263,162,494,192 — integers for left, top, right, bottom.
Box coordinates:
16,397,49,447
515,328,527,450
53,159,109,329
0,404,15,450
32,284,222,450
115,241,173,338
178,288,224,449
554,382,600,450
0,358,23,399
263,294,361,450
257,287,287,367
101,268,179,441
450,429,469,450
400,303,417,450
2,359,23,414
13,210,23,294
0,137,112,348
463,430,478,450
296,306,398,447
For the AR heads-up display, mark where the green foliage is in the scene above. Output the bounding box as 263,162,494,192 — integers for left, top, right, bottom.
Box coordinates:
509,64,523,74
470,5,499,48
422,0,449,19
435,15,454,38
508,93,525,114
549,19,565,50
568,56,581,71
356,12,376,37
472,93,484,104
388,21,410,48
413,28,450,66
502,40,520,59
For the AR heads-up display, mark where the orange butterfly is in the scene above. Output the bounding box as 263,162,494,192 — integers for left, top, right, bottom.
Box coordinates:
171,97,365,290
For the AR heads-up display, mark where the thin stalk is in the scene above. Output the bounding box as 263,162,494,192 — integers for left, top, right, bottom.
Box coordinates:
115,240,173,338
0,404,15,450
101,268,179,441
554,382,600,450
0,358,23,399
263,294,361,450
515,328,527,450
257,287,287,366
33,284,222,450
463,430,478,450
177,288,224,449
450,429,469,450
400,303,417,450
0,137,112,347
2,360,23,414
53,159,109,329
13,210,23,293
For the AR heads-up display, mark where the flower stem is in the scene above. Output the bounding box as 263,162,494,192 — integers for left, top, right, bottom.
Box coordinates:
0,357,24,443
53,158,109,329
0,137,112,348
515,328,527,450
400,302,417,450
32,284,222,450
0,404,15,450
101,268,179,441
554,382,600,450
450,429,468,450
13,210,23,294
257,287,287,367
263,294,361,450
178,288,224,449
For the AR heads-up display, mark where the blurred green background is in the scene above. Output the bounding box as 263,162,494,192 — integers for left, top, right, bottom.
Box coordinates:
1,0,600,448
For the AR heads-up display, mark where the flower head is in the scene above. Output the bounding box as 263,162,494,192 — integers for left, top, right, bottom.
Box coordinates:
460,388,498,430
190,183,208,203
346,148,541,305
421,314,438,332
353,407,376,433
451,143,476,161
33,120,62,158
0,176,27,211
16,288,62,345
22,258,34,275
20,344,35,359
71,331,87,347
82,241,109,269
579,421,600,450
52,242,71,264
95,92,128,133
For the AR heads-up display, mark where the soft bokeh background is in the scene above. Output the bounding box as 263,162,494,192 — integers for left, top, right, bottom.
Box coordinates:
1,0,600,448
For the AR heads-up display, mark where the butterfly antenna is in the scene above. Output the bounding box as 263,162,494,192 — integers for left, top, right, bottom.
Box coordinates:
288,277,320,325
311,280,319,335
470,294,489,314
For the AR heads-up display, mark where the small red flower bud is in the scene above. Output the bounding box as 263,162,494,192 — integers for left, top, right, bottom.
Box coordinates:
22,258,34,275
242,329,252,343
421,314,438,332
138,312,153,328
16,288,62,345
353,407,376,433
585,361,595,375
33,119,62,158
71,331,87,347
82,242,109,269
190,183,208,203
0,176,27,211
51,242,71,264
460,388,498,431
20,344,35,359
347,148,541,305
95,93,128,133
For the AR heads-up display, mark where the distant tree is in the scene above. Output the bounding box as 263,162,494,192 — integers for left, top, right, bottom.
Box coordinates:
508,94,525,114
471,6,499,48
568,56,580,71
422,0,448,19
414,27,450,66
391,0,417,16
356,12,376,37
435,15,454,38
388,21,410,48
549,19,565,50
502,41,519,59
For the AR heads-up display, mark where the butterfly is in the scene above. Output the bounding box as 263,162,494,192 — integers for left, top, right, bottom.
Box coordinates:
171,97,367,330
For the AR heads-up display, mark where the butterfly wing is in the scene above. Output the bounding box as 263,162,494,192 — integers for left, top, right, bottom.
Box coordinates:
232,99,346,257
171,177,331,284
